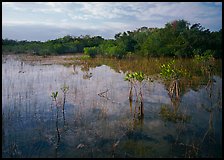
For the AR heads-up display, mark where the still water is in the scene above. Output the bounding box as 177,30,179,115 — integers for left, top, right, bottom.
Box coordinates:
2,55,222,158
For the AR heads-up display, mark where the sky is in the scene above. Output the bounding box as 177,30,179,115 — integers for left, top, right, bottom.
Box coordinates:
2,2,222,41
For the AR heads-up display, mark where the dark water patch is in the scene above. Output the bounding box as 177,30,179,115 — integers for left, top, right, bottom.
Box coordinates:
163,134,175,143
124,130,159,143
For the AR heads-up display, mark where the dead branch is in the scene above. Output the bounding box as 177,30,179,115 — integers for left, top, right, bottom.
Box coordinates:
97,89,110,100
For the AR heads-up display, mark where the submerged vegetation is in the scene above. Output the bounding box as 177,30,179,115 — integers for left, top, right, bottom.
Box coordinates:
2,19,222,59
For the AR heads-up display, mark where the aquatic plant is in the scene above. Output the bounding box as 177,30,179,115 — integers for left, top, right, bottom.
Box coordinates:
125,71,146,118
51,91,58,102
160,60,192,125
61,84,69,125
160,59,188,99
50,90,61,153
61,84,69,95
124,73,135,101
194,51,215,89
194,50,214,63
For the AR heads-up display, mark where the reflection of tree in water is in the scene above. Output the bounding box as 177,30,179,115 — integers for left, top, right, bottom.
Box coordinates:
199,55,221,145
83,72,93,80
171,68,221,157
80,64,93,80
199,76,222,157
72,64,78,75
159,60,202,157
161,92,200,158
160,98,191,123
55,104,60,158
201,108,215,144
129,97,144,130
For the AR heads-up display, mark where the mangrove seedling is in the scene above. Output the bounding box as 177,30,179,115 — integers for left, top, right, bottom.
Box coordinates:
50,90,61,153
61,84,69,126
124,73,135,101
51,91,58,102
194,50,215,88
160,59,188,100
61,84,69,108
61,84,69,94
124,71,146,118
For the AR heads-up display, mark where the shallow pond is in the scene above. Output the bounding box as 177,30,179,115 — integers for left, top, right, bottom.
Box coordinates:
2,55,222,158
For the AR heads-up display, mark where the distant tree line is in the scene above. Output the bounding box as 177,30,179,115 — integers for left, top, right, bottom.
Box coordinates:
2,19,222,58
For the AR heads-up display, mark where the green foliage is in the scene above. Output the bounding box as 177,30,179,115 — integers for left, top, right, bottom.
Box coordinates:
194,49,215,77
160,60,189,80
2,19,222,58
84,47,98,58
51,91,58,101
194,50,214,63
109,45,125,59
124,71,145,82
125,71,146,118
61,84,69,94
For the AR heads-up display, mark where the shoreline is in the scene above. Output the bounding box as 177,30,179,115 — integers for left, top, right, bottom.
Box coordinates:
2,53,84,65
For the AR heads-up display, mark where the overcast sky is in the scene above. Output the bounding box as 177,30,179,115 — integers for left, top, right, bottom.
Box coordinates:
2,2,222,41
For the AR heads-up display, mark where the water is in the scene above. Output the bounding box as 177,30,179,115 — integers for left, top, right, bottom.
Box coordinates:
2,55,222,158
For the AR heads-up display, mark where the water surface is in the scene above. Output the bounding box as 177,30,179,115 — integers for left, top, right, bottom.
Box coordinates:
2,55,222,158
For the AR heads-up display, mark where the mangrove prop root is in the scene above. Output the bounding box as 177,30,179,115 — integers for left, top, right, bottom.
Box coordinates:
169,80,180,100
129,86,133,101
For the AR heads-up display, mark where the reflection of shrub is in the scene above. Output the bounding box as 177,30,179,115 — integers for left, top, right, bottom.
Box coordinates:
159,105,191,123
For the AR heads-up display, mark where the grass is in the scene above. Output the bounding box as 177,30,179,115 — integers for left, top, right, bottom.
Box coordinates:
70,56,221,94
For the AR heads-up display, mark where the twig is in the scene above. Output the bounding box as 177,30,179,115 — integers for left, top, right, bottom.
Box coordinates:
97,89,110,100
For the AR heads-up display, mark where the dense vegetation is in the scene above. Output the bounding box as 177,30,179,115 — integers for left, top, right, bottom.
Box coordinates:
2,19,222,58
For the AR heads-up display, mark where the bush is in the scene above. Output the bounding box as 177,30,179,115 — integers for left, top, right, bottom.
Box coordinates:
106,45,125,59
84,47,98,58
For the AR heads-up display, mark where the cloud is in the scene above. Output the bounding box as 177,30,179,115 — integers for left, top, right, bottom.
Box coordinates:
2,24,117,41
2,2,222,41
214,2,222,6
